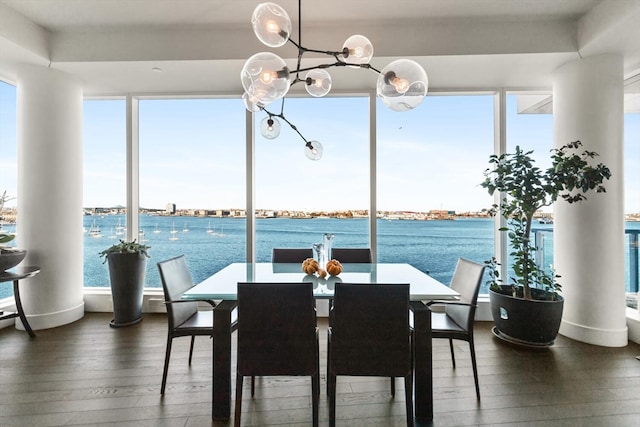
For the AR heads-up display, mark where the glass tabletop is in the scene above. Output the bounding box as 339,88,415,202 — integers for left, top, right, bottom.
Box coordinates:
183,262,459,301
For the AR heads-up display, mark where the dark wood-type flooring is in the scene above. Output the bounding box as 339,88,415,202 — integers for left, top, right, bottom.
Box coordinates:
1,313,639,426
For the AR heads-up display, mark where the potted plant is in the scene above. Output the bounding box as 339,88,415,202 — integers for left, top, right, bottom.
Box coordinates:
99,239,150,328
0,191,26,272
481,140,611,346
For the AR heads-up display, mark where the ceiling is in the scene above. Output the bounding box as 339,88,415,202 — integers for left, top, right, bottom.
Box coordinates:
0,0,608,30
0,0,639,97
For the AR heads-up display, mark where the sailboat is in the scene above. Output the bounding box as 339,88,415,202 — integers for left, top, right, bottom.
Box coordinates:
169,222,179,241
88,220,102,238
153,223,161,234
206,221,214,234
182,222,189,232
115,218,125,236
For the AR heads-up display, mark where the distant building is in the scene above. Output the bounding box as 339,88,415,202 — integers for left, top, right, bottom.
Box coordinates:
427,210,456,220
165,203,176,215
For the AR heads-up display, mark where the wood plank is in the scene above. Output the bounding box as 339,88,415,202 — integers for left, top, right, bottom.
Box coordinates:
1,313,639,426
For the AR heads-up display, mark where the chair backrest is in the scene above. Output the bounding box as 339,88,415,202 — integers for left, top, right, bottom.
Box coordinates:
330,283,411,377
157,255,198,329
447,257,485,330
237,282,317,376
330,248,372,263
272,248,314,263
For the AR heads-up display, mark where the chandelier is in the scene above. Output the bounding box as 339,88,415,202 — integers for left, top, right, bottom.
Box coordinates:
241,1,429,160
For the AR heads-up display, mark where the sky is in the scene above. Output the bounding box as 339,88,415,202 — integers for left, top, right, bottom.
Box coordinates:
1,80,639,214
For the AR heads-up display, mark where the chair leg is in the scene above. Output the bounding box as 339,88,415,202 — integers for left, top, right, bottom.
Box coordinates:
312,372,320,427
326,329,331,396
329,373,337,427
390,377,395,397
404,374,414,427
188,335,195,365
251,376,255,397
161,336,173,395
234,373,244,427
469,339,480,400
449,338,456,368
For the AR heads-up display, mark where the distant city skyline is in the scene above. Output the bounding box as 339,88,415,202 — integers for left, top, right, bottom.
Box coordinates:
80,206,490,216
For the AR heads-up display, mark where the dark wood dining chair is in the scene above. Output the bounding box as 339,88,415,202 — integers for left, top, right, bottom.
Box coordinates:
324,247,375,394
235,282,319,427
271,247,314,263
328,283,414,427
326,247,372,327
428,257,485,400
157,255,236,395
330,247,372,263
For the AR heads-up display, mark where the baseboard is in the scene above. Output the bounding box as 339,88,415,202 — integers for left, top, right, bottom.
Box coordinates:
627,307,640,344
15,301,85,331
559,317,629,347
2,292,638,345
83,289,168,313
476,296,492,321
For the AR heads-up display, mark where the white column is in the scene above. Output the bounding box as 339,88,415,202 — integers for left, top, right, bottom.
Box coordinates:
16,65,84,330
553,54,626,346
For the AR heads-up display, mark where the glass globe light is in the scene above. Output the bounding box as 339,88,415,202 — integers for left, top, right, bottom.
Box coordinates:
304,69,332,97
304,140,323,160
241,52,291,105
251,2,292,48
376,59,428,112
242,91,265,112
342,35,374,65
244,83,278,108
260,116,281,139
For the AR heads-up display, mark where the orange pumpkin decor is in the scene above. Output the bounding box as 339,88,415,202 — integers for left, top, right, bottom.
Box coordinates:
326,259,343,276
302,258,319,275
318,268,327,279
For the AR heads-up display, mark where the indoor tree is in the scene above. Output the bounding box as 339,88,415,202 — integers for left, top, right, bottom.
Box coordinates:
481,140,611,300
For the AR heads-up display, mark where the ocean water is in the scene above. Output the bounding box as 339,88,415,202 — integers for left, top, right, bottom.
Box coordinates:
81,215,495,291
2,216,638,299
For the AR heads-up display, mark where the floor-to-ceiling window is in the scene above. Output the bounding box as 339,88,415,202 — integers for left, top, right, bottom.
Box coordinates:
254,96,369,261
75,86,639,306
505,92,555,288
0,80,17,299
138,98,247,287
624,77,640,309
503,87,640,309
377,94,495,288
82,98,127,287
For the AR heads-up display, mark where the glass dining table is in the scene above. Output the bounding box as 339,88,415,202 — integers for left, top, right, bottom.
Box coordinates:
182,262,460,422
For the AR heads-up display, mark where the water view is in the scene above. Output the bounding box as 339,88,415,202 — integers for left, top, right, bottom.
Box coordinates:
81,215,495,291
2,216,638,300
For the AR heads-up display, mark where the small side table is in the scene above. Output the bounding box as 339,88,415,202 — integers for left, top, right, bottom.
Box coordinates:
0,266,40,337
